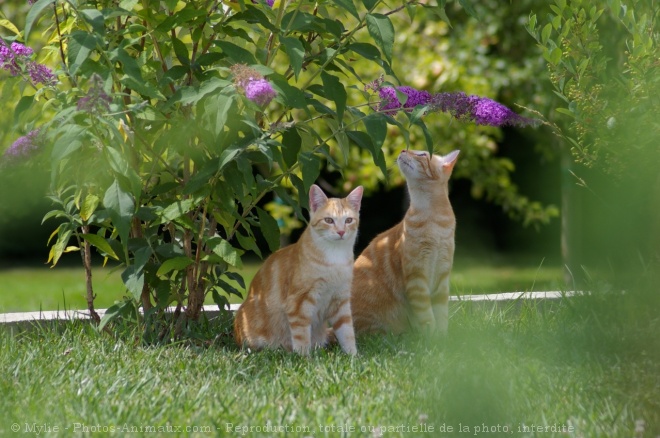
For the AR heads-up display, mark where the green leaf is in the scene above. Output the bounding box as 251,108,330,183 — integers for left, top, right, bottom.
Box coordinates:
207,238,243,267
270,75,307,109
47,225,72,266
215,41,257,65
555,107,576,118
0,18,21,35
218,148,241,172
104,146,141,198
347,130,387,176
347,42,381,61
160,199,195,222
119,0,139,9
121,246,151,301
217,278,242,299
51,125,85,162
80,233,119,260
24,0,55,42
411,117,434,154
212,289,230,310
365,14,394,65
236,231,262,259
68,31,99,75
111,48,143,83
121,265,144,301
14,95,34,124
256,206,280,253
156,256,194,276
80,9,105,35
362,0,378,10
299,152,322,191
321,72,347,122
120,75,165,100
280,37,305,80
363,113,387,150
544,47,562,65
223,271,246,290
330,0,359,20
541,23,552,44
458,0,480,19
103,179,134,244
281,127,302,169
80,194,100,222
98,300,136,332
171,36,190,66
166,77,231,107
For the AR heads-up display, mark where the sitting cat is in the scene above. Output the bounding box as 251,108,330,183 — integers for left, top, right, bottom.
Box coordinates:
351,149,459,335
234,184,363,355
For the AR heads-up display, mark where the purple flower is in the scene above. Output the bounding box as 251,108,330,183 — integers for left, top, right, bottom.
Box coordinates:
0,40,21,75
77,74,112,112
4,129,41,161
245,78,277,106
378,86,431,112
430,92,538,127
252,0,274,6
10,42,33,58
26,61,56,86
0,39,56,86
369,81,538,127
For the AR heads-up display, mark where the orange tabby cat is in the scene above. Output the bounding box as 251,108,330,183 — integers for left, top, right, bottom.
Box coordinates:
351,149,459,335
234,184,363,355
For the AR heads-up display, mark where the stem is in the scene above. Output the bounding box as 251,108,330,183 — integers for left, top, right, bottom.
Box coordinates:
79,225,100,323
53,2,76,87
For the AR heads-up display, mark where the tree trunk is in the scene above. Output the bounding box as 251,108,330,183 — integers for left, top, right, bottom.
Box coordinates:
560,148,583,289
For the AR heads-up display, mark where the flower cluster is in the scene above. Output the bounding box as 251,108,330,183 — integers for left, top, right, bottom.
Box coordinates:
77,74,112,113
430,92,538,127
245,79,277,106
369,81,538,128
230,64,277,107
3,129,42,162
0,40,56,86
378,86,431,112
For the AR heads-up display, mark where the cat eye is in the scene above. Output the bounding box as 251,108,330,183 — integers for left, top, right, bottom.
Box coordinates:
324,218,334,224
345,218,353,224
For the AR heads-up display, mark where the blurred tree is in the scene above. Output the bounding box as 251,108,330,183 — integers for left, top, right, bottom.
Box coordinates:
528,0,660,286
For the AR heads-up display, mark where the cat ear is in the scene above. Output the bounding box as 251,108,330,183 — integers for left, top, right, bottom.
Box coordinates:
309,184,329,213
441,150,460,172
346,186,364,212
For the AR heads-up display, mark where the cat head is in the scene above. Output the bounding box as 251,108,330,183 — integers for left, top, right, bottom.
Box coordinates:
308,184,363,243
397,149,460,186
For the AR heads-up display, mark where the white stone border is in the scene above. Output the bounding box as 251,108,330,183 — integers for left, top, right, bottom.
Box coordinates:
0,291,575,325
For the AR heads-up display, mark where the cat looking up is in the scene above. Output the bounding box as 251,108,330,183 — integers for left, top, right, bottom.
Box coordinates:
351,149,459,335
234,184,363,355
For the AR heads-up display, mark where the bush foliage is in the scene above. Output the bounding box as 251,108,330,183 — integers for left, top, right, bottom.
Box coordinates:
1,0,552,339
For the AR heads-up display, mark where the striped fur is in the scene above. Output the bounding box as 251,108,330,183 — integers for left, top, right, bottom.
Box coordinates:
234,184,363,355
351,149,459,335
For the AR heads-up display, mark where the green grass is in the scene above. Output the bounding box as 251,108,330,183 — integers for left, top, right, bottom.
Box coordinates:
0,263,261,313
0,255,563,313
1,288,658,437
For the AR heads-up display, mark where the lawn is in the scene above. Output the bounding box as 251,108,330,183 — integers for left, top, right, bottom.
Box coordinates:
1,286,658,437
0,255,563,313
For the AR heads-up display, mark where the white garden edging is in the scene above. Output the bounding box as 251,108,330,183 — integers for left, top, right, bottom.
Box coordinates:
0,291,574,326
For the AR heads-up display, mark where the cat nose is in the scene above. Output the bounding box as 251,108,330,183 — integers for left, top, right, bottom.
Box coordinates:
337,230,345,237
